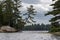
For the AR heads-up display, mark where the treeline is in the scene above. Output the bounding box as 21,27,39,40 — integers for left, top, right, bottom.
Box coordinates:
23,24,51,31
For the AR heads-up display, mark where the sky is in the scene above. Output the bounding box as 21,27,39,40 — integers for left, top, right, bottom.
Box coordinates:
20,0,54,24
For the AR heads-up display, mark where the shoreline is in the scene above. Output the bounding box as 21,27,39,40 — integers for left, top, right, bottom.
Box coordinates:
49,32,60,35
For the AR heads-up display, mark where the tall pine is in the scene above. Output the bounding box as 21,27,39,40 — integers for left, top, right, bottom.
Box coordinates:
45,0,60,32
13,0,25,31
24,5,36,24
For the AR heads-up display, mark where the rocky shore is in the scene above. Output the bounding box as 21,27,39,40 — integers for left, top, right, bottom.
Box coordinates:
0,26,17,33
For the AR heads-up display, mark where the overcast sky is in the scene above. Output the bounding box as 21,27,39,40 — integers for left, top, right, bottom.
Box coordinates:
20,0,53,24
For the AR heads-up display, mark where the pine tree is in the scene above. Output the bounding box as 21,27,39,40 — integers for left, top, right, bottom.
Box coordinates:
2,0,14,25
45,0,60,32
0,1,3,26
13,0,25,31
24,5,36,23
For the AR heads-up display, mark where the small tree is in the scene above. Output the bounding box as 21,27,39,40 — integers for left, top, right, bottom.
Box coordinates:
24,5,36,24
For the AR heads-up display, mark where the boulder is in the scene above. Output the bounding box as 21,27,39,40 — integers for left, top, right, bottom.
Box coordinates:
0,26,17,32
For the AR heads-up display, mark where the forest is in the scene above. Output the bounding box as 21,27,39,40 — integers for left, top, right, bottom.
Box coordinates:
23,24,50,31
0,0,36,32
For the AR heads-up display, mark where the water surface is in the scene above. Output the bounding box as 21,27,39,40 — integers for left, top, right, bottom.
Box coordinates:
0,31,60,40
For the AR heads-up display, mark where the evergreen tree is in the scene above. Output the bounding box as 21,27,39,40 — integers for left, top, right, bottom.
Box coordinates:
0,1,3,26
45,0,60,32
24,5,36,23
0,0,25,31
2,0,14,25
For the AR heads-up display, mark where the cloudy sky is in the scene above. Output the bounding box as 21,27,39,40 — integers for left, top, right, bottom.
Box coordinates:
20,0,53,24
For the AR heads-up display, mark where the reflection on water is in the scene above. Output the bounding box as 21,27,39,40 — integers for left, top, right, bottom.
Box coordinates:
0,31,60,40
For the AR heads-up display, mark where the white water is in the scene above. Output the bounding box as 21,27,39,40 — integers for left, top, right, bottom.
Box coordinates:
0,31,60,40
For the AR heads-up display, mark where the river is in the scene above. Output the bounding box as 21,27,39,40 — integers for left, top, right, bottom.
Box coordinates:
0,31,60,40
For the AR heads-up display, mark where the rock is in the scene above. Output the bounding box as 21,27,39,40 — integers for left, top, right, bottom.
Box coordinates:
0,26,17,32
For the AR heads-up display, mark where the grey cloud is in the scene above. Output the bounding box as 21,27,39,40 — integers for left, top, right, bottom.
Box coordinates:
19,0,53,24
21,0,40,4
